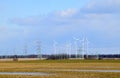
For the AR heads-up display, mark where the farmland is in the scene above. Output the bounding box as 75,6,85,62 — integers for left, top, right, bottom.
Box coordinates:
0,59,120,78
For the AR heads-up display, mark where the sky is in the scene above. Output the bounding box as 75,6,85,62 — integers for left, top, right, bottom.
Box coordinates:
0,0,120,55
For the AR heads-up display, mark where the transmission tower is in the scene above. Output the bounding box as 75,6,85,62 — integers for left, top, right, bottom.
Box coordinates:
53,41,58,56
36,40,42,60
23,44,28,55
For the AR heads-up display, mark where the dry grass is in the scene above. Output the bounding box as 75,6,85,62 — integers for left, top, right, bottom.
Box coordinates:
0,60,119,78
0,62,119,72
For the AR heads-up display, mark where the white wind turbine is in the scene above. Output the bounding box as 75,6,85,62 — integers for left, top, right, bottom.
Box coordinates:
65,41,72,59
73,37,80,59
85,37,89,59
81,37,89,59
68,42,72,59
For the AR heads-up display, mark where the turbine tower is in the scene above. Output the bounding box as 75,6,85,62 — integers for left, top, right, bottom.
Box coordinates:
73,37,80,59
65,42,72,59
68,42,72,59
85,37,89,59
81,37,89,59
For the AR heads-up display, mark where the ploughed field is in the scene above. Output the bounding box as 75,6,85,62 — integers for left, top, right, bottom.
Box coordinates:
0,59,120,78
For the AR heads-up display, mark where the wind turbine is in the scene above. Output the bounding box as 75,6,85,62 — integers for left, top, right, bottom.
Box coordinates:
68,42,72,59
85,37,89,59
73,37,80,59
79,37,87,59
65,41,72,59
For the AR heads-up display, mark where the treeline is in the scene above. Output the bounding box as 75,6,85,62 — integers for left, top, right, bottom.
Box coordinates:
0,54,120,60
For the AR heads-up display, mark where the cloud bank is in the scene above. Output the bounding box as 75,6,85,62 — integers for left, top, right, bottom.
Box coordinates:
9,0,120,48
81,0,120,14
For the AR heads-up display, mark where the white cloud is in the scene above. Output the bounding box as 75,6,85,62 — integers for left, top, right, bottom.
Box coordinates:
55,9,77,17
10,0,120,39
0,26,6,32
81,0,120,14
0,25,26,41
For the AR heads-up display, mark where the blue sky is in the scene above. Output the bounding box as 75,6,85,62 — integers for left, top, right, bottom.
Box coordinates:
0,0,120,55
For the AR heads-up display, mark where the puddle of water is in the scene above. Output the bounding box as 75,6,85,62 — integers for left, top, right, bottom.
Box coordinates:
65,70,120,73
0,70,119,76
0,72,52,76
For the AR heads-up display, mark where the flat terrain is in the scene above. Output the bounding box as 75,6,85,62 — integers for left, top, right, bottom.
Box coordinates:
0,59,120,78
